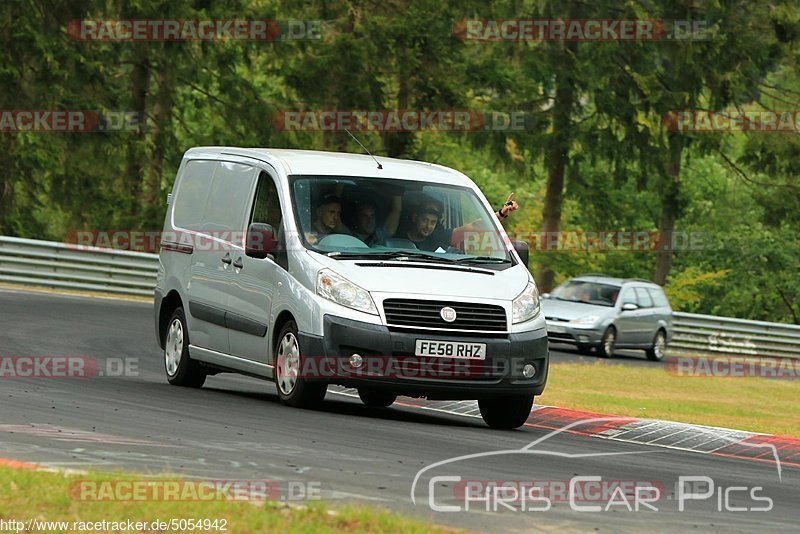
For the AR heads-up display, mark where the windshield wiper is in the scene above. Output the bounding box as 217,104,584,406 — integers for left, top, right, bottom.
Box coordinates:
327,251,457,264
453,256,512,265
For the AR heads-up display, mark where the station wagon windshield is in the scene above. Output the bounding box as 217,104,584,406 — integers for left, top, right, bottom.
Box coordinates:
289,175,513,267
551,281,620,307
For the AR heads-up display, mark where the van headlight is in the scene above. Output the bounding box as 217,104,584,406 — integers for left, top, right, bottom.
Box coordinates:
512,282,541,324
317,269,377,315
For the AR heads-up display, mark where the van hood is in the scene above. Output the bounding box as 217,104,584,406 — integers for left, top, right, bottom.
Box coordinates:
309,252,530,300
541,299,615,321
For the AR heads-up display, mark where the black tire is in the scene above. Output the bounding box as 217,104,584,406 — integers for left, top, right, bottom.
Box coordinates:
597,326,616,358
164,308,206,388
274,320,327,408
645,329,668,362
358,388,397,408
576,344,594,355
479,394,534,429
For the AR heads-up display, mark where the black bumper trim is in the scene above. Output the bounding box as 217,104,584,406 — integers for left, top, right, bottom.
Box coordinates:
298,315,549,400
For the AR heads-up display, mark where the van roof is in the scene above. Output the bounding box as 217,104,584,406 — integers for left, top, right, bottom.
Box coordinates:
184,147,471,186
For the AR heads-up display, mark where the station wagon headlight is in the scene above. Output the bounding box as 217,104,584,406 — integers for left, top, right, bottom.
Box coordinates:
512,282,541,324
574,315,600,326
317,269,378,315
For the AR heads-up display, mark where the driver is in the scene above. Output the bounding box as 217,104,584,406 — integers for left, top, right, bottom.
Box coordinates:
305,194,348,245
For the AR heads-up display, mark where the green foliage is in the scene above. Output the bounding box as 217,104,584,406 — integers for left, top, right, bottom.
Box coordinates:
663,267,730,312
0,0,798,323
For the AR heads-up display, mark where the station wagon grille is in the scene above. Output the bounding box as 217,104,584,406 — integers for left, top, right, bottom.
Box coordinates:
383,299,507,332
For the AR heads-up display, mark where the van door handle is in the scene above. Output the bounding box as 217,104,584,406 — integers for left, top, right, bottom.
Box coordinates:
233,257,244,269
221,253,232,265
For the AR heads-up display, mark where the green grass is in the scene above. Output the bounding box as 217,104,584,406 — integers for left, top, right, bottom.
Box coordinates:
0,466,453,534
538,362,800,437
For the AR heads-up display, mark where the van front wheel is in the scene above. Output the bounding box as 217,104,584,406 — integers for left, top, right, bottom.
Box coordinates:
274,321,327,408
358,388,397,408
479,394,534,429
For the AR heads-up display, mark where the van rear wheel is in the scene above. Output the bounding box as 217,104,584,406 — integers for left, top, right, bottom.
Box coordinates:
164,308,206,388
358,388,397,408
479,394,534,429
274,321,327,408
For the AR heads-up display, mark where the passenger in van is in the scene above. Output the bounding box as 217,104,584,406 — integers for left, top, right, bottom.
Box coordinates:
395,194,520,252
351,200,387,246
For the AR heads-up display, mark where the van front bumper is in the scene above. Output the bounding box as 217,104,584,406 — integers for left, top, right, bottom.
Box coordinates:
299,315,549,400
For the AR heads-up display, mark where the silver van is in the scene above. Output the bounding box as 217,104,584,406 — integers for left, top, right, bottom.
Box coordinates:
154,147,548,429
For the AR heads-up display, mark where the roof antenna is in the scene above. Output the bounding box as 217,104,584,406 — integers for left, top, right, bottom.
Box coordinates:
344,128,383,169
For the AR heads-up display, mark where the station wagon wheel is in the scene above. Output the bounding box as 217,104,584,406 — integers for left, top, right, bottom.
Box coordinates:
274,320,327,408
646,329,667,361
597,326,616,358
164,307,206,388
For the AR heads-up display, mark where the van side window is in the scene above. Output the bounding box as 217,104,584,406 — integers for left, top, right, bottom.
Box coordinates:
203,162,257,236
250,171,282,229
250,171,288,270
634,287,653,308
173,160,215,231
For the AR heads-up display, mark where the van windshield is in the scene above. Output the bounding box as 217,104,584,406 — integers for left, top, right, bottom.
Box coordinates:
289,175,513,266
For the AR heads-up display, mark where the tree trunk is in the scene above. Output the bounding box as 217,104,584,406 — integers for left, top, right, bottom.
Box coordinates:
124,44,150,224
146,50,176,224
654,132,684,285
537,44,576,292
382,65,412,158
0,153,13,234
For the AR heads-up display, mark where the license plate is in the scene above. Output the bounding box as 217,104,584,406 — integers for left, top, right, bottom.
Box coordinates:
414,340,486,359
547,323,566,333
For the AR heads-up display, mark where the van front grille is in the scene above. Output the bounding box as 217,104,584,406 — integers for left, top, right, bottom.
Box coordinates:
383,299,507,332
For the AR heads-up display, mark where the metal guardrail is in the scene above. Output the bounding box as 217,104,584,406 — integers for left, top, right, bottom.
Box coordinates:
668,312,800,360
0,236,158,297
2,235,799,359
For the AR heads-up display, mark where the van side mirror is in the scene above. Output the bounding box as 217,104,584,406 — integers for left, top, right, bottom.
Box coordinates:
621,302,638,311
246,223,278,259
512,240,529,267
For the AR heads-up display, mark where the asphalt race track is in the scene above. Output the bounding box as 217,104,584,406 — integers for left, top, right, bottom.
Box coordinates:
1,289,797,532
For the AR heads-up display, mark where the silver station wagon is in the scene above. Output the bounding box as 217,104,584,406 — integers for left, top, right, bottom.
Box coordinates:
542,275,673,360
